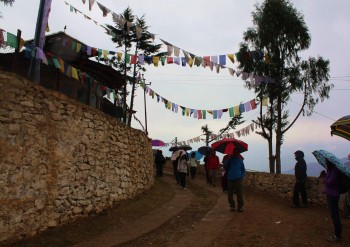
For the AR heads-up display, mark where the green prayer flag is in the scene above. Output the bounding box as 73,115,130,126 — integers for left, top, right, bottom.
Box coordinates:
6,33,18,49
125,53,130,63
52,58,61,69
229,107,234,117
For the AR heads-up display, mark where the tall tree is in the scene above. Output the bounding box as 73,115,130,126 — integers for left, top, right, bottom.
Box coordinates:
0,0,15,5
105,7,160,126
0,0,15,18
237,0,331,173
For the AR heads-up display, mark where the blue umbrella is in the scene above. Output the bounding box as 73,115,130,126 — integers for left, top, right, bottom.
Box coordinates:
190,151,203,160
312,150,350,177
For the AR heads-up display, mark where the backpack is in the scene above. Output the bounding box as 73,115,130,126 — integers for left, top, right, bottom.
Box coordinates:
338,171,350,194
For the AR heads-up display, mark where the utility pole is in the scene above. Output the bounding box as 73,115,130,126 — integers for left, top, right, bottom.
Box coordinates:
142,74,151,136
28,0,52,83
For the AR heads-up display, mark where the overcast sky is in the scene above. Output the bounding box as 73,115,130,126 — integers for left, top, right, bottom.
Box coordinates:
1,0,349,172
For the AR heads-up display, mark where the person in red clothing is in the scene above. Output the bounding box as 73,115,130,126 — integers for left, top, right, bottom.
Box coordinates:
207,150,220,187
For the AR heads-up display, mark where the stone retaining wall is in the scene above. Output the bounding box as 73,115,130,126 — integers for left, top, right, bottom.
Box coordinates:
164,162,327,205
244,171,327,205
0,71,154,244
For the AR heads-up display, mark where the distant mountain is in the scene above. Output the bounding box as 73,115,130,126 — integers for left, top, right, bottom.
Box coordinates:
283,157,348,177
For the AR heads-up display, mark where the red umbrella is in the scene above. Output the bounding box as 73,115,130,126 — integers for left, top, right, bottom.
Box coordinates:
151,139,165,147
211,138,248,154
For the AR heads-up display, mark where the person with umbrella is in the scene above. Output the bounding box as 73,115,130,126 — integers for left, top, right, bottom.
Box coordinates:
292,150,308,208
189,152,200,179
319,158,343,242
177,153,189,189
223,148,246,212
203,150,211,184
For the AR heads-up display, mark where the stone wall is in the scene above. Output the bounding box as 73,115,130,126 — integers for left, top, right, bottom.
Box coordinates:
244,171,327,205
164,163,327,205
0,71,154,244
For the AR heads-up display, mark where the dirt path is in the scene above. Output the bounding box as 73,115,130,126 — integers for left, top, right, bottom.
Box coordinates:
6,171,350,247
119,173,350,247
76,176,193,247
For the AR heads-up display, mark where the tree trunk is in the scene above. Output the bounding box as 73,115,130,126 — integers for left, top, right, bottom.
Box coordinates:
268,137,275,173
275,94,283,174
122,44,128,124
267,98,275,173
127,45,139,126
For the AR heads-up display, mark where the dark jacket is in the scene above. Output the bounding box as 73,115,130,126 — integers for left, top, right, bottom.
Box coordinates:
224,155,245,181
155,152,166,165
323,166,340,197
294,151,307,181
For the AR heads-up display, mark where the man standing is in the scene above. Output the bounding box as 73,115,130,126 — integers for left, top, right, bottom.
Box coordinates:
224,149,246,212
292,150,308,207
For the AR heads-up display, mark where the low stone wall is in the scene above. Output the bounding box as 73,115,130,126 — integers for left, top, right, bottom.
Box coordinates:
164,162,327,205
244,171,327,205
0,71,154,244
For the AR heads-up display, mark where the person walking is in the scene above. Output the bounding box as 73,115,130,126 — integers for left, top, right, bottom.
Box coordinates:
154,150,166,177
223,149,246,212
203,150,211,184
343,153,350,217
189,152,199,179
292,150,308,207
171,151,181,184
207,150,220,187
177,154,189,189
319,159,342,242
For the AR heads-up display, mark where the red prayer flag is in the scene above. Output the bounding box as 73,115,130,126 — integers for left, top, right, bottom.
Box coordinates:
167,57,174,64
250,99,257,110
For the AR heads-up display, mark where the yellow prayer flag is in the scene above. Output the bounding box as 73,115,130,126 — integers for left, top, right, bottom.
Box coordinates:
76,43,82,53
227,54,235,64
103,50,108,60
59,59,65,73
19,39,26,50
188,58,193,67
153,56,159,67
117,52,122,61
71,67,79,80
234,106,240,115
262,97,268,106
46,22,50,32
264,53,271,63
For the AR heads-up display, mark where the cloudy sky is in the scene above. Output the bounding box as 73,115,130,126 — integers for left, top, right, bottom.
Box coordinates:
1,0,349,172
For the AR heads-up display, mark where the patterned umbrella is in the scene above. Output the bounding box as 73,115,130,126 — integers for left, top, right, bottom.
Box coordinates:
312,149,350,177
211,138,248,154
331,115,350,141
151,139,165,147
